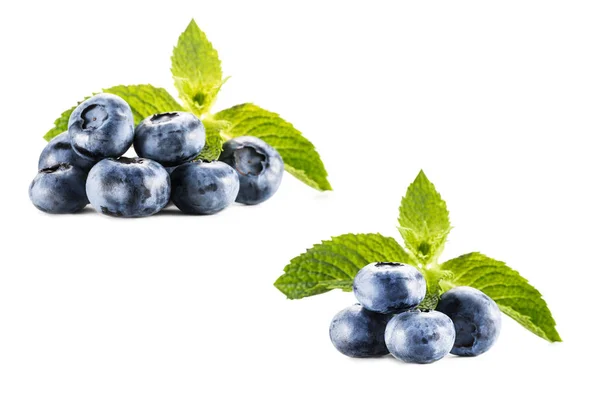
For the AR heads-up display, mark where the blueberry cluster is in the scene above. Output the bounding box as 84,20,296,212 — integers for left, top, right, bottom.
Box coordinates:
329,262,502,364
29,94,284,217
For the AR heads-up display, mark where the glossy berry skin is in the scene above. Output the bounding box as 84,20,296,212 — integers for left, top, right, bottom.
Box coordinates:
329,304,392,358
134,112,205,167
86,157,170,218
170,161,240,215
219,136,284,205
385,310,455,364
38,132,96,172
436,286,502,356
353,262,426,314
29,163,88,214
68,93,134,161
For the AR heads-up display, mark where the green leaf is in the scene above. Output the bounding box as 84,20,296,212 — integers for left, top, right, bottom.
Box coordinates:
103,85,184,123
417,267,453,310
214,103,332,191
171,19,225,115
440,252,561,342
274,233,416,299
399,170,451,265
43,84,184,142
196,118,228,161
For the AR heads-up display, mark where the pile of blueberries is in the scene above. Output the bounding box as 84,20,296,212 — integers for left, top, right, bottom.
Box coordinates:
29,93,284,217
330,262,502,364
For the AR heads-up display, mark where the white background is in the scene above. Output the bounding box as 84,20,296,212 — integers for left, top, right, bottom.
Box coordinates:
0,1,598,398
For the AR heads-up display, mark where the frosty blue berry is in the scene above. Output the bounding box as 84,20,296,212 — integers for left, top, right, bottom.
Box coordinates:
385,310,455,364
29,163,88,214
219,136,284,205
86,157,170,218
38,132,96,172
170,161,239,215
134,112,205,167
353,262,426,314
68,93,134,161
329,304,391,358
436,286,502,356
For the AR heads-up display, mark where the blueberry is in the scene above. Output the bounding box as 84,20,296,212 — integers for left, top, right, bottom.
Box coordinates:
86,157,170,217
38,132,96,172
329,304,392,358
134,112,205,167
68,93,134,161
170,161,240,215
436,286,502,356
219,136,284,205
385,310,455,364
353,262,426,314
29,163,88,214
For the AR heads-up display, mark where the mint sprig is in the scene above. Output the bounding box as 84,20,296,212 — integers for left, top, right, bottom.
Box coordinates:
43,20,331,192
274,171,561,343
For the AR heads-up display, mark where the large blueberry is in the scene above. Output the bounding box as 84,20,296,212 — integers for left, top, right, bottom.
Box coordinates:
68,93,134,161
436,286,502,356
353,262,426,314
38,132,96,172
170,161,239,215
329,304,392,358
134,112,205,167
29,163,88,214
86,157,170,217
219,136,284,205
385,310,455,364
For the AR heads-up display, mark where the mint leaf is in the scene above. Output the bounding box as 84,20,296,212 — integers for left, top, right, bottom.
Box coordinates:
43,84,183,142
274,233,416,299
171,19,225,115
417,267,452,310
440,252,561,342
103,85,184,123
196,118,228,161
399,170,451,265
214,103,332,191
